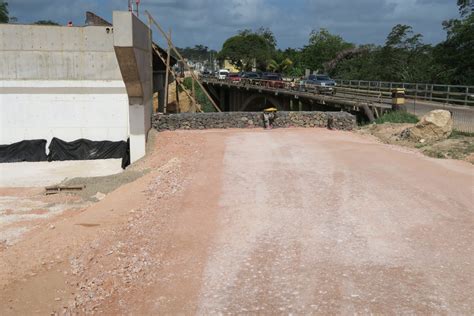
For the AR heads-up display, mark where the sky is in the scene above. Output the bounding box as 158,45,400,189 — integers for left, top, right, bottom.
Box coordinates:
8,0,460,50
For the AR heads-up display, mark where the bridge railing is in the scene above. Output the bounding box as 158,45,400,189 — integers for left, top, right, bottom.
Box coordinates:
200,76,393,105
335,79,474,106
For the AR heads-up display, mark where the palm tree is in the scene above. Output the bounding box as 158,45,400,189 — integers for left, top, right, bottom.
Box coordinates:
267,58,293,73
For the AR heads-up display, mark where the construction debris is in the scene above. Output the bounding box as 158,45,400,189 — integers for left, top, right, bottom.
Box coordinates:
45,185,85,195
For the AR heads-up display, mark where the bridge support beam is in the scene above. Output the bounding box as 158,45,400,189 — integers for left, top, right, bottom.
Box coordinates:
361,104,375,122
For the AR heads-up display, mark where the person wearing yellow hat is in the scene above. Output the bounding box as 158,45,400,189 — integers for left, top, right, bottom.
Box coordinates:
263,107,278,129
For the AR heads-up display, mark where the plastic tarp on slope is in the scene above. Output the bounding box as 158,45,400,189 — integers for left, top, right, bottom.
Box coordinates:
47,138,130,169
0,139,48,163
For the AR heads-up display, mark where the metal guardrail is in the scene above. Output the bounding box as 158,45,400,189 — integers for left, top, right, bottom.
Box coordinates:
335,79,474,106
201,76,391,105
201,76,391,109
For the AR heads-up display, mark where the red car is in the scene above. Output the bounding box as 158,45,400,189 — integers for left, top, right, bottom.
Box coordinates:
227,73,241,82
262,73,285,89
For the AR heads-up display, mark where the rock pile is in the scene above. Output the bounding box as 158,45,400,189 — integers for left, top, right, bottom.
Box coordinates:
153,111,356,131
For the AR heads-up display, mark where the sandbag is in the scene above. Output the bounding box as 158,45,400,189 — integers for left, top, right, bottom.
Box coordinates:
48,138,130,168
0,139,48,163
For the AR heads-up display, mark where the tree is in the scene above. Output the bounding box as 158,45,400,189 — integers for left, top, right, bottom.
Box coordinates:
0,1,9,23
331,45,379,80
377,24,434,82
238,27,276,48
279,48,304,76
218,29,276,71
267,58,293,73
300,28,353,73
33,20,60,25
323,46,370,73
434,13,474,84
457,0,473,17
177,45,216,62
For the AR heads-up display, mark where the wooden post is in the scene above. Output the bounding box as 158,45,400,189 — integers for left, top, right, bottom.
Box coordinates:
145,11,221,112
175,80,180,112
191,75,197,111
163,29,171,114
147,15,154,113
151,45,201,112
465,87,469,106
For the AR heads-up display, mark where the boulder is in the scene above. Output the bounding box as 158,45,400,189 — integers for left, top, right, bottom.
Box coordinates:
404,110,453,143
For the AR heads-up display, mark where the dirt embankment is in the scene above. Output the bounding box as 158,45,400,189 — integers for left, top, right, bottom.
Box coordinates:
359,123,474,163
168,80,194,113
0,130,220,314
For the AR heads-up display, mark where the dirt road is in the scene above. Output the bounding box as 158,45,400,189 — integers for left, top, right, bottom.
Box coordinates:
1,129,473,314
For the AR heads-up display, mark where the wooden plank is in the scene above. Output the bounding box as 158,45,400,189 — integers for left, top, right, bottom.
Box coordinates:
151,45,202,112
145,11,221,112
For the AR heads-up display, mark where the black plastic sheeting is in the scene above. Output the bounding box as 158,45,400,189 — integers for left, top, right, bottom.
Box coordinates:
0,139,48,163
0,138,130,168
47,138,130,169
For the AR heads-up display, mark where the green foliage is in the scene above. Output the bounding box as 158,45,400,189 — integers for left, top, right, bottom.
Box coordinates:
378,24,434,82
0,1,9,23
457,0,473,16
267,58,293,73
215,7,473,86
33,20,60,25
182,77,216,112
176,45,217,63
332,23,457,84
374,111,420,124
449,129,474,138
433,13,474,85
218,28,276,71
275,48,304,76
300,28,353,73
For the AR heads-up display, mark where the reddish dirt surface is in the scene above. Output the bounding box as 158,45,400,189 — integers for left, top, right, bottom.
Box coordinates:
1,128,473,315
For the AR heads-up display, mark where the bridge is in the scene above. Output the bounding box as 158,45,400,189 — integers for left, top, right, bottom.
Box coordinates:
200,77,474,132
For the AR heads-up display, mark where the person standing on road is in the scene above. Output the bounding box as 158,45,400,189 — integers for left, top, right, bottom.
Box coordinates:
263,107,278,129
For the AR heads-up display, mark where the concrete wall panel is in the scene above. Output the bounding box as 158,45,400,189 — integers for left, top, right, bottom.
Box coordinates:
0,24,114,52
0,24,121,81
0,80,129,146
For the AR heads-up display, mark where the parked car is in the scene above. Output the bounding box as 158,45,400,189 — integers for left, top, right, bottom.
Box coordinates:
227,72,241,82
261,73,285,89
304,74,336,94
240,72,261,84
217,69,230,80
241,72,260,79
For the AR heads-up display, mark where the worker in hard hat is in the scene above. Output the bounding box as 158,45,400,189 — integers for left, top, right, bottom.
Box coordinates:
263,107,278,129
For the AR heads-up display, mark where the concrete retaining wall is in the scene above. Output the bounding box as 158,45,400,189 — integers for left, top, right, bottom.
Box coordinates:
0,80,129,145
0,24,121,80
0,23,129,149
153,111,356,131
0,12,153,163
